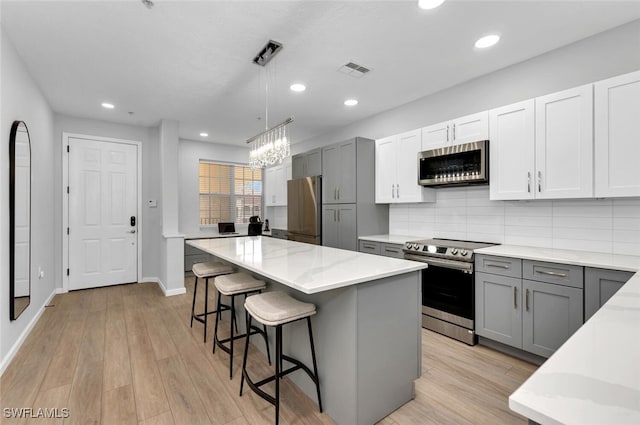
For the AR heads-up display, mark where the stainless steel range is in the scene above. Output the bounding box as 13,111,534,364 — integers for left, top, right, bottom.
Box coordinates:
404,238,496,345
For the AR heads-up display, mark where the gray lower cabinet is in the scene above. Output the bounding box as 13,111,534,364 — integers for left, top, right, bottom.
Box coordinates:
359,240,381,255
475,271,523,348
522,279,583,358
475,255,584,358
380,243,404,259
323,204,357,251
585,267,633,321
184,242,213,272
358,240,405,258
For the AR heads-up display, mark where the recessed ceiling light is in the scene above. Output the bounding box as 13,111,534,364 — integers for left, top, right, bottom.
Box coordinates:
344,99,358,106
290,83,306,92
418,0,445,10
200,132,209,137
475,34,500,49
101,102,115,109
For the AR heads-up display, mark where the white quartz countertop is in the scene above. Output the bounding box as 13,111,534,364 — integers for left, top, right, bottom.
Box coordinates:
187,236,426,294
358,234,425,245
475,244,640,272
491,244,640,424
509,268,640,424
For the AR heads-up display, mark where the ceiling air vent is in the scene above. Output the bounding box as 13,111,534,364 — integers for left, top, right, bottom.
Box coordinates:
252,40,283,67
338,61,371,78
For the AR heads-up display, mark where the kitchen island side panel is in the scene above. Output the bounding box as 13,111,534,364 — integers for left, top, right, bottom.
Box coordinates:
356,271,422,425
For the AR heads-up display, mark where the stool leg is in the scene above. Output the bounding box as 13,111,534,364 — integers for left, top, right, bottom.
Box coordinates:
203,277,209,343
275,324,282,425
228,294,236,380
212,289,223,354
263,324,272,366
307,317,323,412
190,276,198,328
239,314,252,396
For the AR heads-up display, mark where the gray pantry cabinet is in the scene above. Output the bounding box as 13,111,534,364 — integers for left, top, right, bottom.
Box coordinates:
475,255,584,358
320,137,388,251
585,267,633,321
292,148,322,179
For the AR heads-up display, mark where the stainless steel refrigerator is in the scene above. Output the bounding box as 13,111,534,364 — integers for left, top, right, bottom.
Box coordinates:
287,176,321,245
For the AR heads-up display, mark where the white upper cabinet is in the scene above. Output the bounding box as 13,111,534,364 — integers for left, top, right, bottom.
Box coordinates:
421,111,489,150
490,85,593,200
375,129,436,204
535,84,593,199
594,70,640,197
489,100,536,200
264,157,291,206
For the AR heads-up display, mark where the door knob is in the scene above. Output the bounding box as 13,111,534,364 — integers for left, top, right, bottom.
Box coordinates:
128,230,136,234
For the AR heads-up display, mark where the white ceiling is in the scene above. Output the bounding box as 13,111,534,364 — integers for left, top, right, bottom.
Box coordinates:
2,1,640,147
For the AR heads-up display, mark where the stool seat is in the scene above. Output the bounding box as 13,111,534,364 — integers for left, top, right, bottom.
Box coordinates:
216,272,266,296
245,291,316,327
192,261,233,278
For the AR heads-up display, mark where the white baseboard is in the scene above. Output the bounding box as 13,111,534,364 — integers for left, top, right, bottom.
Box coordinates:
0,289,57,377
56,287,68,294
141,277,186,297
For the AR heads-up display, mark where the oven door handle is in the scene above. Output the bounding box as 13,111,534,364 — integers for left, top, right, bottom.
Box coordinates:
404,254,473,273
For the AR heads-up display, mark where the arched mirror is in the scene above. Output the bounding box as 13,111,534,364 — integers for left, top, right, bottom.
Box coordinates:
10,121,31,320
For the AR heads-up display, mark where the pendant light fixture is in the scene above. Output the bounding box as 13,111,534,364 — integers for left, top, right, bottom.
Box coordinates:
247,40,293,169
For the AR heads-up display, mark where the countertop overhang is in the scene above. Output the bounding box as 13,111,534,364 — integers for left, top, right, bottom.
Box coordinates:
187,236,426,294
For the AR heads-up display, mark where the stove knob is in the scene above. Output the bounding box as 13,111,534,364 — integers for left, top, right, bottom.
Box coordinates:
451,248,458,255
460,249,468,256
414,245,421,251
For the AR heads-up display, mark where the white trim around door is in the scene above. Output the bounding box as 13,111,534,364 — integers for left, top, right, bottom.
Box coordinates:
62,132,143,292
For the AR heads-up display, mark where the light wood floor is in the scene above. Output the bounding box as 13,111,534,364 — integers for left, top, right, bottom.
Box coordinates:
0,279,537,425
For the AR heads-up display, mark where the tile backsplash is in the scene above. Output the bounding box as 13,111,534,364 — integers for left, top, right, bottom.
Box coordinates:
389,187,640,256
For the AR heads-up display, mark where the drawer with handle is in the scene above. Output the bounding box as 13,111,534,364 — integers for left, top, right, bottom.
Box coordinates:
381,243,404,259
523,260,583,288
358,240,381,255
475,255,522,278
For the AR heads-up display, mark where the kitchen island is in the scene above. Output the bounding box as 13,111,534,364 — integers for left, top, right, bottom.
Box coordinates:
187,236,426,425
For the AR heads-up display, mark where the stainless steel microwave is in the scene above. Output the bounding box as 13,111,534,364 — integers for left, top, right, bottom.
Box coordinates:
418,140,489,187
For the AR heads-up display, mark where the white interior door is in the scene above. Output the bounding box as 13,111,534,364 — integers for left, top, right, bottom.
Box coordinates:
68,137,138,290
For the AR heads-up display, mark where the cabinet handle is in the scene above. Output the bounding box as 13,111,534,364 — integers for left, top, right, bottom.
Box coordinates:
537,171,542,193
337,187,340,200
526,288,530,311
486,262,509,269
397,184,400,198
338,209,341,222
446,125,449,142
536,269,568,278
513,287,517,309
334,187,337,200
333,210,336,222
384,247,400,253
453,123,456,140
527,172,531,193
391,184,395,199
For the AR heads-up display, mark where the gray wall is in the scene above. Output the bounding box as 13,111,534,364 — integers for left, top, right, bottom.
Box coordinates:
1,25,56,370
294,19,640,153
178,138,249,237
53,114,163,282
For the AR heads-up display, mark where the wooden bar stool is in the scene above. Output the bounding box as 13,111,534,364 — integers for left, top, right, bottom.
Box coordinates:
240,291,322,425
212,272,271,379
190,261,234,343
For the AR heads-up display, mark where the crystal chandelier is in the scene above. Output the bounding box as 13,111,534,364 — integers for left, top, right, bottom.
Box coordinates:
248,117,292,169
247,40,293,169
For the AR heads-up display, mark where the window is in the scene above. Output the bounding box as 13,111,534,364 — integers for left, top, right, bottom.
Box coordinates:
199,161,262,225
